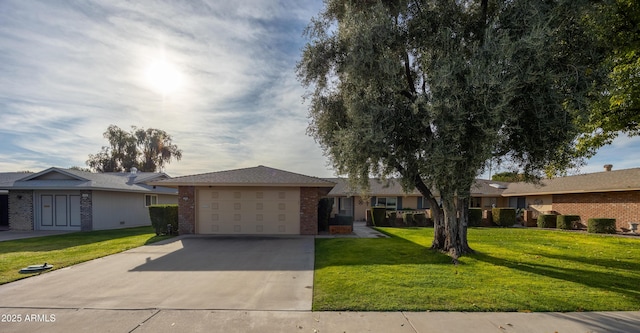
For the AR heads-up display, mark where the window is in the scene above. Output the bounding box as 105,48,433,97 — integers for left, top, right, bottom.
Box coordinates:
376,197,397,210
338,197,353,216
145,194,158,207
420,197,431,209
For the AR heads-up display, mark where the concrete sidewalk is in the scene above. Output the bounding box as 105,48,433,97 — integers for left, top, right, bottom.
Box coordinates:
0,308,638,332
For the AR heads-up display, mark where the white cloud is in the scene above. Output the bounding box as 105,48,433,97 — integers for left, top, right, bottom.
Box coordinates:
0,0,331,176
4,0,634,180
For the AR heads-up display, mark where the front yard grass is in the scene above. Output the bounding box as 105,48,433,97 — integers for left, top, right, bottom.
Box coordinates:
0,227,173,285
314,227,640,312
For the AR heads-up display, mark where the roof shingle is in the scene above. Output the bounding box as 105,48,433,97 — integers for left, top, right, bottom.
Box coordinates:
152,165,335,187
502,168,640,196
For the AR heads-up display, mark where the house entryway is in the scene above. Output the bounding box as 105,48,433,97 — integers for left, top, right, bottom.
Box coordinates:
0,192,8,230
36,192,81,231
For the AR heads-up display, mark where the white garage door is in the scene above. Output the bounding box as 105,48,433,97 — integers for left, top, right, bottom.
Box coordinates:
196,187,300,235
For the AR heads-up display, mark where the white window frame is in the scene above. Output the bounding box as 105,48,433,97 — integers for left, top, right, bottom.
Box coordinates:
145,194,158,207
376,197,397,210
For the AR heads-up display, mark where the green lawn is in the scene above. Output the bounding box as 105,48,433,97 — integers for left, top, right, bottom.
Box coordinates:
314,227,640,312
0,227,173,285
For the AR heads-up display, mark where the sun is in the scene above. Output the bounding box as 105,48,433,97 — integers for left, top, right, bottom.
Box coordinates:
145,59,183,94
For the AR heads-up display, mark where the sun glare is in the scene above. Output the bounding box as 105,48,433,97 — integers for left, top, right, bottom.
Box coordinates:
145,59,183,95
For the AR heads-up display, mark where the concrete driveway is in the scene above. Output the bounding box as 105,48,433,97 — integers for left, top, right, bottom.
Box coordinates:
0,236,314,311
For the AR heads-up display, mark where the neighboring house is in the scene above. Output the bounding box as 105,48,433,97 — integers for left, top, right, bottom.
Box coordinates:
326,178,509,221
149,165,335,235
0,167,177,231
502,166,640,231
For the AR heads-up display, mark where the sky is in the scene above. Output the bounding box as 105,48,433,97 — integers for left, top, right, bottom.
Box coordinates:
0,0,638,179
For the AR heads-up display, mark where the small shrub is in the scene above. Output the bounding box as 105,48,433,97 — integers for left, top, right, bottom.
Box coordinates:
468,208,482,227
371,207,387,227
587,218,617,234
492,208,516,227
413,213,427,226
331,215,354,226
317,198,333,232
557,215,580,230
403,212,415,226
148,204,178,235
537,214,557,228
386,211,399,226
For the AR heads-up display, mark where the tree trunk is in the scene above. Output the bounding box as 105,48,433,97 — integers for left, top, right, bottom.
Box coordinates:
438,196,473,259
411,174,471,258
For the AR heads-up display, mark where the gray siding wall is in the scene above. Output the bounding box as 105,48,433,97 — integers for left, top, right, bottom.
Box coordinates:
91,191,177,230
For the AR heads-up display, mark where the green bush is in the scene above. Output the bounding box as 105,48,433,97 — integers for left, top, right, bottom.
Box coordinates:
557,215,580,230
402,212,415,226
537,214,557,228
587,218,617,234
468,208,483,227
413,213,427,226
317,198,333,232
371,207,388,227
331,215,354,226
148,204,179,235
492,208,516,227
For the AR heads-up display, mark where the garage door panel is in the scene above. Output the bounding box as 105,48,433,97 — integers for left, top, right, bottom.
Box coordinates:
197,187,300,235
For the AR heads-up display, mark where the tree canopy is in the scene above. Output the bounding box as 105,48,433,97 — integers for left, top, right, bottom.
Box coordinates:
86,125,182,173
577,0,640,155
298,0,606,257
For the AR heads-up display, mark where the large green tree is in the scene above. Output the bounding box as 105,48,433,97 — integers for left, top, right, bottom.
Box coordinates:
86,125,182,173
298,0,605,257
577,0,640,155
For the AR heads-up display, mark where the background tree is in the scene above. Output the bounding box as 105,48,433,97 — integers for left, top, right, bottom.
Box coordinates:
298,0,605,258
86,125,182,172
491,171,522,183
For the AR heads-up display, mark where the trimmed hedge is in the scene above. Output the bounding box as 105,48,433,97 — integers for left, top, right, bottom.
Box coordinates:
587,218,617,234
557,215,580,230
492,208,516,227
469,208,483,227
402,212,415,226
371,207,387,227
537,214,557,228
148,204,178,235
414,213,427,226
318,198,333,232
331,215,354,226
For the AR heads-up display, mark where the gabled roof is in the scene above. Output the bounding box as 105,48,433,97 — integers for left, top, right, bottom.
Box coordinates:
151,165,335,187
502,168,640,196
0,167,176,194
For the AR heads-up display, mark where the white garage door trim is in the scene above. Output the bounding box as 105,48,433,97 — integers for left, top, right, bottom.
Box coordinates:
196,186,300,235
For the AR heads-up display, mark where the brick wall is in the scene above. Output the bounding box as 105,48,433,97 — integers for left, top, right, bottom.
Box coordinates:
300,187,332,235
552,191,640,231
178,186,196,234
9,190,33,231
80,190,93,231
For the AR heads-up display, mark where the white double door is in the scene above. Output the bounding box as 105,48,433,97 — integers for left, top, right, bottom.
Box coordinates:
38,192,81,230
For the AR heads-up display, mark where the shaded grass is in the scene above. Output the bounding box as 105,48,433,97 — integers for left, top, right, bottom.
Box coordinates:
0,227,173,285
313,227,640,312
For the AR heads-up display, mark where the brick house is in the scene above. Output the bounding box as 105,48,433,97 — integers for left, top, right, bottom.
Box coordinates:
502,167,640,231
150,166,335,235
325,178,509,221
